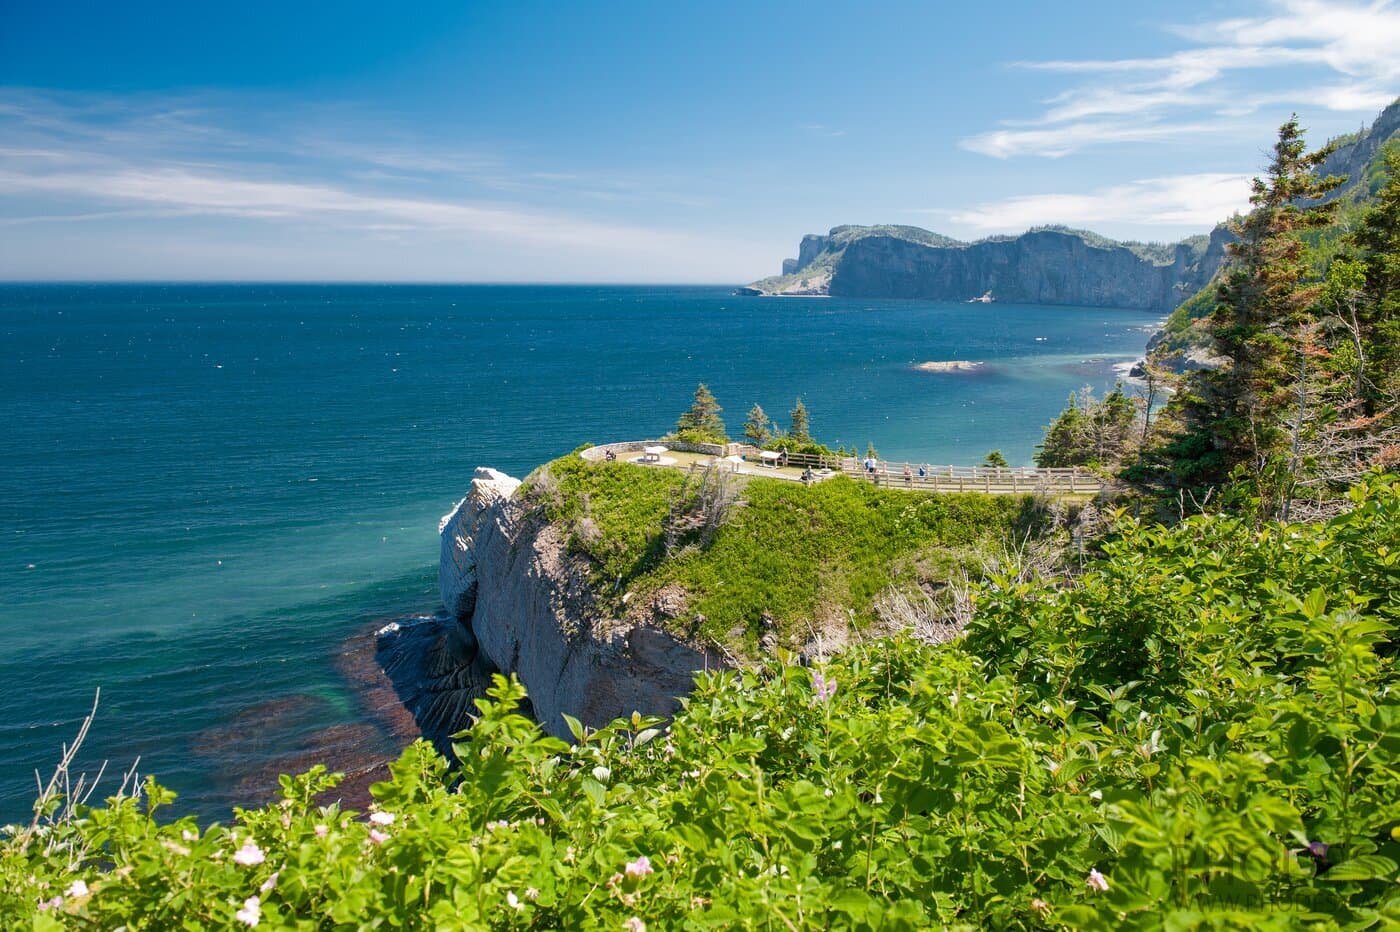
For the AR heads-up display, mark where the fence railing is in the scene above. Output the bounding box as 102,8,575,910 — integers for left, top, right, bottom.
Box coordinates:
729,445,1102,493
583,442,1104,494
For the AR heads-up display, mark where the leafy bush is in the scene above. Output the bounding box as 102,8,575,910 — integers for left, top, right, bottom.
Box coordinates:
7,481,1399,929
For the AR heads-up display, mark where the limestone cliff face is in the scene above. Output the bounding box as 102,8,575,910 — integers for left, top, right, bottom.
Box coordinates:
437,468,722,739
745,225,1223,311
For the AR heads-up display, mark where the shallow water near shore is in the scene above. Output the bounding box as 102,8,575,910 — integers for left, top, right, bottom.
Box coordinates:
0,283,1158,822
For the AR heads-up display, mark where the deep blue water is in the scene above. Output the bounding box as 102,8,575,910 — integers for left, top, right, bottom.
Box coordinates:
0,283,1159,822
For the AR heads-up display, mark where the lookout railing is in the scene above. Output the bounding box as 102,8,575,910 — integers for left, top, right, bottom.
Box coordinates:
582,441,1104,494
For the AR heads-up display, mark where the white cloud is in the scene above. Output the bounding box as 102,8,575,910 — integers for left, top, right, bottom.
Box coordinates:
937,173,1253,234
0,90,760,279
964,0,1400,158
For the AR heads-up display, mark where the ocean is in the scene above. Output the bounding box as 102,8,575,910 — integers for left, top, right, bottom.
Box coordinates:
0,283,1160,822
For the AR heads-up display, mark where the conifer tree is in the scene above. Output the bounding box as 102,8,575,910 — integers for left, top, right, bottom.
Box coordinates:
1168,116,1342,487
788,397,811,444
743,404,772,447
675,383,726,442
983,450,1009,468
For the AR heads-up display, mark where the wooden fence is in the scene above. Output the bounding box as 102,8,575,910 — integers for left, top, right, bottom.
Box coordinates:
731,446,1102,494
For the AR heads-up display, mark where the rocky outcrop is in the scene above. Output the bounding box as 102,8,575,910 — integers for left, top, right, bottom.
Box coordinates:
432,467,724,740
744,224,1223,311
439,468,522,619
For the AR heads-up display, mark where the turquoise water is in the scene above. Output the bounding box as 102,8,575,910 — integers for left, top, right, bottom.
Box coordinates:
0,284,1159,821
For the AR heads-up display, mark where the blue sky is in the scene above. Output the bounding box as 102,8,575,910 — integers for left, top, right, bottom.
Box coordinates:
1,0,1396,282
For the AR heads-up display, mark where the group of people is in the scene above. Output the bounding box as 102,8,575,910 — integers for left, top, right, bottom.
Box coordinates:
863,458,931,486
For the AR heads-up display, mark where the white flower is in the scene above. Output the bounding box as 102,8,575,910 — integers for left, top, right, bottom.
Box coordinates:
506,891,525,911
1087,868,1109,892
182,829,197,842
623,918,647,932
232,842,266,867
235,895,262,927
259,872,279,894
525,887,540,900
66,879,89,898
368,811,396,826
1089,790,1103,801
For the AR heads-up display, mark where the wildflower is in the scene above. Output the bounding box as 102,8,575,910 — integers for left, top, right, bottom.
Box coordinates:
525,887,540,900
163,840,191,857
1089,790,1103,801
314,824,329,838
259,872,279,894
1308,841,1330,859
232,842,266,867
1031,897,1051,915
506,891,525,911
486,819,510,831
624,918,647,932
1087,868,1109,893
182,829,198,842
606,872,624,888
369,829,390,845
235,895,262,927
38,896,63,911
811,671,837,702
625,855,654,879
565,846,577,863
368,811,396,826
66,879,90,897
1047,760,1061,775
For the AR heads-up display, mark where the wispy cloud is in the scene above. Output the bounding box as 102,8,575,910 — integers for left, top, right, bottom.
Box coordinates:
931,173,1254,234
0,89,721,258
963,0,1400,158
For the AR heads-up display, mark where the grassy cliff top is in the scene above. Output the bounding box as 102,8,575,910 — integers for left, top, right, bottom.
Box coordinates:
520,455,1053,655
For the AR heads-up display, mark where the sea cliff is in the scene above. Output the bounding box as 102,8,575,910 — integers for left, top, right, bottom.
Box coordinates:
742,224,1229,311
431,466,720,739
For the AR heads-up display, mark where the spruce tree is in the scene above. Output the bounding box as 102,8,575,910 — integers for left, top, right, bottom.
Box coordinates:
743,404,772,447
1171,116,1342,487
788,397,811,444
983,450,1009,468
675,383,726,442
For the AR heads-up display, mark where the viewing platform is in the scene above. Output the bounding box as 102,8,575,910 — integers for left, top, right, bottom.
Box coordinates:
579,441,1104,495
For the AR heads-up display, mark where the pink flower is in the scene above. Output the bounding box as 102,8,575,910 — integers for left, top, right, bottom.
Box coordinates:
314,824,329,838
232,842,266,867
38,896,63,912
1086,868,1109,893
235,895,261,927
625,855,654,879
66,879,89,898
623,918,647,932
368,811,396,826
811,671,837,702
369,829,390,845
259,872,279,894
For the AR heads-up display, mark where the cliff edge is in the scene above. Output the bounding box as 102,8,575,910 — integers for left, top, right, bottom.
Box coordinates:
435,466,721,739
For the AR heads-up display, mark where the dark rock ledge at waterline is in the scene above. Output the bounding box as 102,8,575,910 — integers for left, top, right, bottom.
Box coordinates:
374,466,724,749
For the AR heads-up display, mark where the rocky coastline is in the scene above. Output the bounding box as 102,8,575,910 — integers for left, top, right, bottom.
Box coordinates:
376,466,723,745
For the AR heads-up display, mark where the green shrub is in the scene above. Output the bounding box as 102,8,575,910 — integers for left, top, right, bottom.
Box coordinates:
7,482,1399,929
